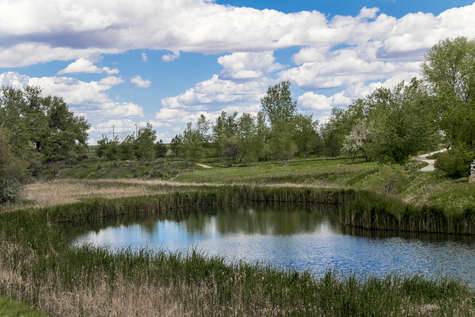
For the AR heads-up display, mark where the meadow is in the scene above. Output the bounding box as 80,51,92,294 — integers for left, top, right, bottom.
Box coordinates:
1,156,474,316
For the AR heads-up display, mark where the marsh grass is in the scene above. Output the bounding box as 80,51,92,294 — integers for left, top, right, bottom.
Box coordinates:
0,186,473,316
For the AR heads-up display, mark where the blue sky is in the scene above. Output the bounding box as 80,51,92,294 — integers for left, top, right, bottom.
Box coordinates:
1,0,474,143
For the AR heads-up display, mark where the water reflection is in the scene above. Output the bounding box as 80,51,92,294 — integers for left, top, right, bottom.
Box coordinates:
72,204,475,287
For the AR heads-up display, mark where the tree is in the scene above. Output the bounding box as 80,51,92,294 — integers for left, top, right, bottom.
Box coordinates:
134,123,156,160
261,81,298,163
293,114,320,157
364,79,438,163
423,37,475,149
0,127,27,203
0,86,90,166
170,135,183,158
155,139,168,158
342,123,370,161
261,81,297,125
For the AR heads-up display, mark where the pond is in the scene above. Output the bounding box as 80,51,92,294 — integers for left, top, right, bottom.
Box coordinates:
73,204,475,287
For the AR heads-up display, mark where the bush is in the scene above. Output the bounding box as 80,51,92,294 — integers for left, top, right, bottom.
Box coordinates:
435,146,474,178
365,164,409,195
0,128,28,203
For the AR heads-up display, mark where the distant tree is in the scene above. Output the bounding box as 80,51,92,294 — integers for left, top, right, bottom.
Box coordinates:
120,135,136,160
170,135,183,158
0,127,27,203
261,81,297,125
155,139,168,158
261,81,298,163
342,123,370,161
134,123,156,160
293,114,320,157
96,135,120,161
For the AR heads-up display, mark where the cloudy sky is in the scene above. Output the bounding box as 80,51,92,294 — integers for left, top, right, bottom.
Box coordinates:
1,0,474,143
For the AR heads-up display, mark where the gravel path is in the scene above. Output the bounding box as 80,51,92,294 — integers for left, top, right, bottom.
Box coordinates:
416,149,447,172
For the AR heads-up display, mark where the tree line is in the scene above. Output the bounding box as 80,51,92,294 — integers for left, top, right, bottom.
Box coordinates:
1,37,473,203
170,37,474,175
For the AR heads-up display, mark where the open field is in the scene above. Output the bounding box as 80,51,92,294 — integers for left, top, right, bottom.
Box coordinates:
34,156,475,214
0,188,473,316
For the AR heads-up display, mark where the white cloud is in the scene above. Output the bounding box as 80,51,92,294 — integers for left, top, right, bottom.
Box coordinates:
141,52,148,62
130,75,151,88
298,92,352,111
218,51,284,79
0,72,141,121
0,43,122,68
0,1,472,68
58,58,119,75
162,51,180,62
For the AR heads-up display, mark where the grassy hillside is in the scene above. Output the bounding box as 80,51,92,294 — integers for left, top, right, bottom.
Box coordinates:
50,156,475,213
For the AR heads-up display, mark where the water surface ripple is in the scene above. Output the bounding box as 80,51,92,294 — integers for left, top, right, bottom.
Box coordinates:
73,205,475,287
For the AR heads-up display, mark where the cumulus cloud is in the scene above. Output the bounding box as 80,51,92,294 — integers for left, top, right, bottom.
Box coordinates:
0,43,122,68
1,1,473,67
162,51,180,62
218,51,284,79
58,58,119,75
0,72,141,121
130,75,152,88
298,92,352,111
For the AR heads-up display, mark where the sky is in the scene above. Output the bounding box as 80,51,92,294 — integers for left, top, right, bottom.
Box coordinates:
1,0,474,143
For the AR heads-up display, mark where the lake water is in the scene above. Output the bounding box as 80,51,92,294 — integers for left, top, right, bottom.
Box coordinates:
73,205,475,287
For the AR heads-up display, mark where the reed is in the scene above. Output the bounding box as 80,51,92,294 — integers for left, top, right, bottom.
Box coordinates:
0,185,473,316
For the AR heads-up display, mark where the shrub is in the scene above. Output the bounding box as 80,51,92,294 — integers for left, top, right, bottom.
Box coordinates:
365,164,409,195
435,145,474,178
0,128,28,203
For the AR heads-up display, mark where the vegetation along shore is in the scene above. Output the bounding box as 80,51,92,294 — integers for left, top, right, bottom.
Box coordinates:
0,37,474,315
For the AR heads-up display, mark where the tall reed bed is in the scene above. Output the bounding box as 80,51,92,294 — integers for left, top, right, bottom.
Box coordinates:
17,185,471,234
0,185,473,316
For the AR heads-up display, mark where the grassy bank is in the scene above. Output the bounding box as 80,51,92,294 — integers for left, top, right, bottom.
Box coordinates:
0,187,473,316
52,156,475,213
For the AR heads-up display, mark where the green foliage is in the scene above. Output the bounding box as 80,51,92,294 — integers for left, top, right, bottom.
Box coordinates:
364,164,409,195
435,145,474,178
155,139,168,158
0,86,90,166
134,123,156,160
260,81,296,125
0,128,27,203
423,37,475,148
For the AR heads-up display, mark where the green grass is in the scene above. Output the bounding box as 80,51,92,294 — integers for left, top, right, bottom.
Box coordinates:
54,155,475,213
0,188,472,316
0,297,46,317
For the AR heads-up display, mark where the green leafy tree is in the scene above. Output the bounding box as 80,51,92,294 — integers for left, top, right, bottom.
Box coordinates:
0,127,27,203
134,123,156,160
293,114,320,157
155,139,168,158
0,86,90,166
423,37,475,149
364,79,438,163
170,135,183,158
261,81,298,163
261,81,297,125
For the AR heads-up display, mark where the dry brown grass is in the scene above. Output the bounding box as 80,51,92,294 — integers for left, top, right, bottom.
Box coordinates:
1,178,343,213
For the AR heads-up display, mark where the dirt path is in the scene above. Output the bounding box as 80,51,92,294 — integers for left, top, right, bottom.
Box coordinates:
416,149,447,172
196,163,213,169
